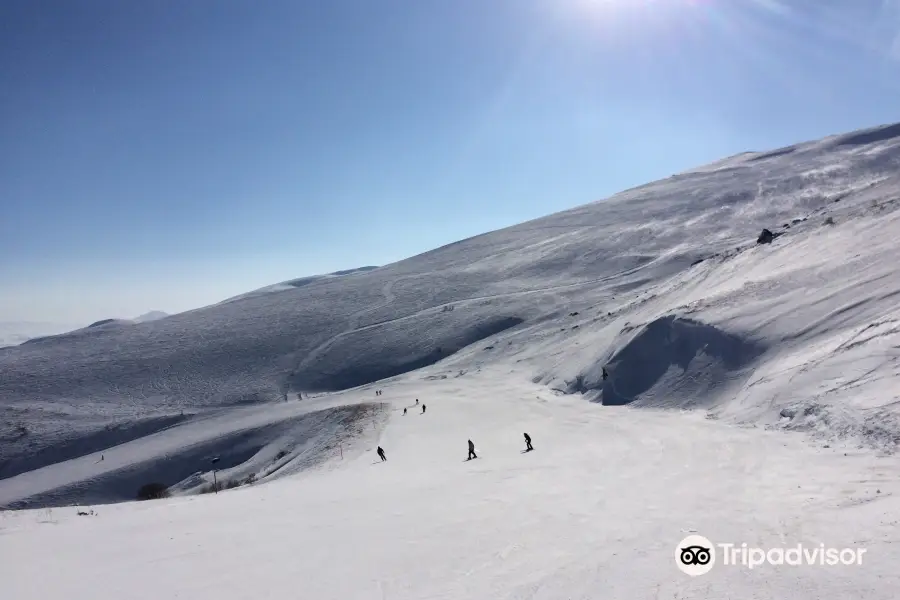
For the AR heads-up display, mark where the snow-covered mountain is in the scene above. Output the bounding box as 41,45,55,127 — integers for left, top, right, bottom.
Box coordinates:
216,265,380,304
0,312,168,349
0,321,82,349
132,310,169,323
3,122,900,599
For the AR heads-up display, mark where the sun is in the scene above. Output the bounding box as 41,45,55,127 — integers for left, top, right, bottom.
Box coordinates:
560,0,690,31
567,0,687,21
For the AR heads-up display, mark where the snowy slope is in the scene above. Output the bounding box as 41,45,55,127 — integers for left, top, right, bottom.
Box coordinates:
216,265,381,304
0,321,82,348
2,372,899,599
1,312,166,350
2,121,900,596
2,122,900,496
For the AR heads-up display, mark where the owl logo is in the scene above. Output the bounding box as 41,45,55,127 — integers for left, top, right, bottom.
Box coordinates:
676,535,716,576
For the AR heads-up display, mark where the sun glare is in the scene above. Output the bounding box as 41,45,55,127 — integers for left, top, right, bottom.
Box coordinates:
560,0,704,37
567,0,705,24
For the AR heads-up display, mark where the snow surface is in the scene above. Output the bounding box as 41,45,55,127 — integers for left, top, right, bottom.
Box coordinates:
0,312,167,349
3,372,900,598
3,122,900,597
0,321,81,348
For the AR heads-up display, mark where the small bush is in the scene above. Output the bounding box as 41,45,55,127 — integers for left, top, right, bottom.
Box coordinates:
197,475,254,494
136,482,169,501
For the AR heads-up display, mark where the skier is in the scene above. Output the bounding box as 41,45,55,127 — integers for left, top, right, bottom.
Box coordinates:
467,439,477,460
421,404,426,414
523,433,533,452
403,407,407,415
415,399,419,405
602,367,608,381
377,446,386,461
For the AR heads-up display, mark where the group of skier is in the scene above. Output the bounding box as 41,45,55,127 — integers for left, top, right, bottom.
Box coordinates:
401,398,425,416
465,433,532,460
373,391,535,462
377,432,533,463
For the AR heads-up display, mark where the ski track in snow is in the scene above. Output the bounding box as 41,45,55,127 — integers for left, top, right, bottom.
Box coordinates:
3,122,900,597
296,276,405,373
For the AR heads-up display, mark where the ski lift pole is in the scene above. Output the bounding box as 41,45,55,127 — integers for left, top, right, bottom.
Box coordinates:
211,457,220,494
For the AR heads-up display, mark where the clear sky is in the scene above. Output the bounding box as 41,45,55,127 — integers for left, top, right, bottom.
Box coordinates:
3,0,900,325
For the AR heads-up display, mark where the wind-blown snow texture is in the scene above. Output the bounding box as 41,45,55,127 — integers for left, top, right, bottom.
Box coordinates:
3,123,900,598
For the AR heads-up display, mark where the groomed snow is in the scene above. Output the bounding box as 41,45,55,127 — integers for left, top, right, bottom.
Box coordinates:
3,122,900,597
3,371,900,598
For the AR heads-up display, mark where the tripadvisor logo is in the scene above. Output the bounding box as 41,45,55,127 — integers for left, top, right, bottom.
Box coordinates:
677,535,715,576
675,535,867,576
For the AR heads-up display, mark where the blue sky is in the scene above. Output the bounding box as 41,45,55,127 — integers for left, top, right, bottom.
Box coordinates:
2,0,900,324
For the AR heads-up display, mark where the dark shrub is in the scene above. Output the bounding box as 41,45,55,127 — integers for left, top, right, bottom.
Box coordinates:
136,482,169,501
198,483,217,494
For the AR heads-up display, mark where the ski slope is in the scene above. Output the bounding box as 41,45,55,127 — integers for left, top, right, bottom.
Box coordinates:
3,371,900,599
2,122,900,597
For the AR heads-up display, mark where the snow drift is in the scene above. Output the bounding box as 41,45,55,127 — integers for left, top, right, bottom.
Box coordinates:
562,315,766,407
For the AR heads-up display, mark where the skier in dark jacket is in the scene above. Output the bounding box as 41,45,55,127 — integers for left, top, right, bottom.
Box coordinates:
523,432,533,451
403,407,407,415
467,439,477,460
421,404,426,414
377,446,386,461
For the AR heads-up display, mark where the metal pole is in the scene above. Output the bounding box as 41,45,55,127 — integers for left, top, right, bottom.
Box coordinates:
211,457,220,494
